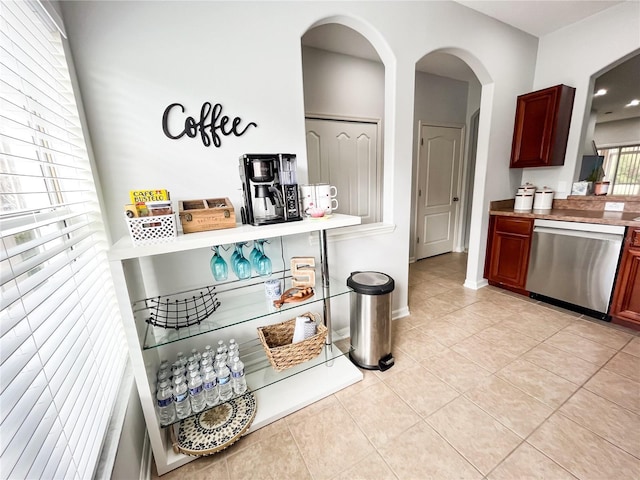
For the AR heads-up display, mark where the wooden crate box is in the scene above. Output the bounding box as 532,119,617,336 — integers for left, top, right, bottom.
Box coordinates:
178,198,236,233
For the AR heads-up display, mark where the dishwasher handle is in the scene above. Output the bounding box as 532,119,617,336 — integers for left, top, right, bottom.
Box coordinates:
533,226,624,243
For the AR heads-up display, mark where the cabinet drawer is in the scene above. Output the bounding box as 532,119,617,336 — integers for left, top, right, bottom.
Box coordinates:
495,216,533,236
630,229,640,248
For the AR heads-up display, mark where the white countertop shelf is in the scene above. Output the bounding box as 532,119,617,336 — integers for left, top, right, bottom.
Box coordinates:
109,214,361,261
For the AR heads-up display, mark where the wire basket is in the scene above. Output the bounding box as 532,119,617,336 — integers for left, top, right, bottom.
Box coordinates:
126,214,177,246
143,286,221,329
257,312,327,372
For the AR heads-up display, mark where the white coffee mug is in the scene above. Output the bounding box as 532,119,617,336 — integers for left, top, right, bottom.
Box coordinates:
317,196,338,215
315,184,338,215
299,185,317,215
315,183,337,200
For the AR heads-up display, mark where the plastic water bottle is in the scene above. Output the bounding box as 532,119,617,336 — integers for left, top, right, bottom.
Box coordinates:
200,352,212,371
172,373,186,389
171,361,185,379
216,364,233,401
156,369,170,387
217,340,228,362
188,371,206,413
173,376,191,419
214,352,227,372
156,380,176,425
202,365,219,407
216,346,227,363
228,342,239,364
191,348,202,364
176,352,186,367
186,356,199,375
157,360,170,379
230,356,247,394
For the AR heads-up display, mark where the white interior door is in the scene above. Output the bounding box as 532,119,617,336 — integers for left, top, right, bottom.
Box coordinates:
305,118,380,223
416,124,463,259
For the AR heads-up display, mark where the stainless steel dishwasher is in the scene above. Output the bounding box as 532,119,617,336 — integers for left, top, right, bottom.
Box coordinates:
526,219,625,319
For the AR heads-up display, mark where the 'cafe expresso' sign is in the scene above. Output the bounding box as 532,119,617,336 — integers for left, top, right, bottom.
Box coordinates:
162,102,257,148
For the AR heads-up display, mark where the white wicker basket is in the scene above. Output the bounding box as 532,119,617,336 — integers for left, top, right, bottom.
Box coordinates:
126,214,177,246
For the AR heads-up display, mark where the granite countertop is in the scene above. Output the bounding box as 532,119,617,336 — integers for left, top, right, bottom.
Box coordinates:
490,197,640,227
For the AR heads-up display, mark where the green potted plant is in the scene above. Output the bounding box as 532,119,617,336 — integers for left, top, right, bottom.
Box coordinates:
586,166,610,195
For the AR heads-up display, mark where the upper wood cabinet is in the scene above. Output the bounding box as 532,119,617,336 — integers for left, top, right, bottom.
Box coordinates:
509,84,575,168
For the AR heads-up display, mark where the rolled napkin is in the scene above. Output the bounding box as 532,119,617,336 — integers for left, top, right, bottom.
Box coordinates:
292,315,317,343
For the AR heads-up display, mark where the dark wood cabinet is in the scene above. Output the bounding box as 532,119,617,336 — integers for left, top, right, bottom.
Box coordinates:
611,227,640,331
510,84,575,168
484,215,534,295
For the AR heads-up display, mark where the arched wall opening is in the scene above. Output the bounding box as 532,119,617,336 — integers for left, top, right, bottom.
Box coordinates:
300,16,396,226
410,47,494,290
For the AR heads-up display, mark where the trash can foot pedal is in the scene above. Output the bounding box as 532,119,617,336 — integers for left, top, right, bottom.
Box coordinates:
378,353,394,371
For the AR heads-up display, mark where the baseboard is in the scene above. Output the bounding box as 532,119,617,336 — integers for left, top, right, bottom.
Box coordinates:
463,278,489,290
393,306,410,319
140,433,152,480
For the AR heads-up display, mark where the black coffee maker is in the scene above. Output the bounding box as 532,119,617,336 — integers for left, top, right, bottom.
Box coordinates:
239,154,303,225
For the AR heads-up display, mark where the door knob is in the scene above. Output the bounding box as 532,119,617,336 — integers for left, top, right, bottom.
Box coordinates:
453,197,459,202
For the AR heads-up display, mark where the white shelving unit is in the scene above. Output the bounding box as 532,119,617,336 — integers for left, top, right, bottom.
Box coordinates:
108,214,363,475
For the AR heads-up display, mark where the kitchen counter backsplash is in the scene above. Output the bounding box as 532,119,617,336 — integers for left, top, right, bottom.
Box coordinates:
490,196,640,227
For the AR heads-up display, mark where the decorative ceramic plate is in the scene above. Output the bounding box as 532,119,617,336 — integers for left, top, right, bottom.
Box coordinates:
174,391,257,456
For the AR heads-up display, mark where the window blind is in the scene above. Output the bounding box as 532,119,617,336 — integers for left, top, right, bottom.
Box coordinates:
0,2,128,479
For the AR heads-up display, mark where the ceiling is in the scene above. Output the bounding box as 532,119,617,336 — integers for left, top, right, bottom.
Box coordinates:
301,1,638,123
455,1,625,37
592,54,640,123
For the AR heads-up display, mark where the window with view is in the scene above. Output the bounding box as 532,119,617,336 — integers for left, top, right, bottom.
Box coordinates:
598,144,640,195
0,2,127,478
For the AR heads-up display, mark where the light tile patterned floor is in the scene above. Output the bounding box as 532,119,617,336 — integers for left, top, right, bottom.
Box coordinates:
153,253,640,479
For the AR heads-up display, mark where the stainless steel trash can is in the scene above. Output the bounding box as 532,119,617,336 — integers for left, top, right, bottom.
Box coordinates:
347,271,395,371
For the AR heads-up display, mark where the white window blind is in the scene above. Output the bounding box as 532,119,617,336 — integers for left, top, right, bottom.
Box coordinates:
0,2,127,479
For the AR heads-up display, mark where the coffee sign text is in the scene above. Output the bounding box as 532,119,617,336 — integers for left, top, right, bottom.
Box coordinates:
162,102,257,148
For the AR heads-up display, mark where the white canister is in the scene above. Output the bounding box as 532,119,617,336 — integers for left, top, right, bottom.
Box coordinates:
516,183,537,195
533,187,554,210
514,192,534,211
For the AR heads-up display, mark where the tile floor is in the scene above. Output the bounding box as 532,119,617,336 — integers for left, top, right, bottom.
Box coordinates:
153,253,640,479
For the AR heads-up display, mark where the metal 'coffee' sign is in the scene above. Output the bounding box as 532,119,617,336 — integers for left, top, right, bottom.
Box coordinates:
162,102,257,148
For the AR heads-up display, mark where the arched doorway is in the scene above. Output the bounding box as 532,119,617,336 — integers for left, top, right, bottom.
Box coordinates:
411,51,482,266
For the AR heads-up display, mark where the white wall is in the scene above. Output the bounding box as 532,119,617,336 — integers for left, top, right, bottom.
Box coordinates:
302,46,385,121
595,118,640,147
462,81,482,251
413,72,470,126
522,1,640,197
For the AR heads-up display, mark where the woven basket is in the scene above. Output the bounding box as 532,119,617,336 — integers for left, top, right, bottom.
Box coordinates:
257,312,327,372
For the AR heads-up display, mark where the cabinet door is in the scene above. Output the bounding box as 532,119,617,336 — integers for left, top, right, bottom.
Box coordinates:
510,84,575,168
611,228,640,330
485,216,533,292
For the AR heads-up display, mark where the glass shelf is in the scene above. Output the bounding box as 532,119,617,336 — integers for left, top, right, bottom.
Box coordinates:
159,331,351,428
136,274,351,349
